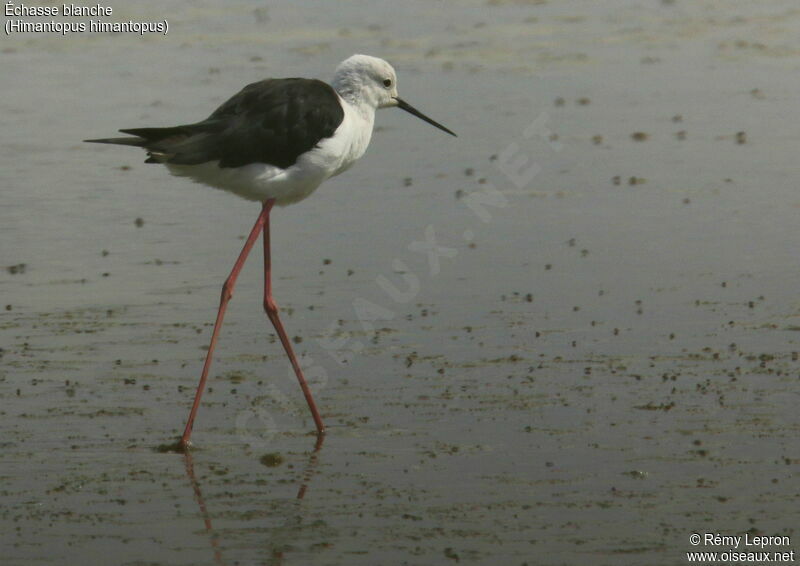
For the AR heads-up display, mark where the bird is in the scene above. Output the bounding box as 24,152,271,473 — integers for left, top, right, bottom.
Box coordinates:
85,54,456,449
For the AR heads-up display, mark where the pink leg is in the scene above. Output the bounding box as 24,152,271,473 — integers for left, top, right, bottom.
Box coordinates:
262,200,326,434
180,205,269,448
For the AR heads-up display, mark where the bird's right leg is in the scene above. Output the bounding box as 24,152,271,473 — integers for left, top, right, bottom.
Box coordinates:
180,206,269,449
260,199,326,435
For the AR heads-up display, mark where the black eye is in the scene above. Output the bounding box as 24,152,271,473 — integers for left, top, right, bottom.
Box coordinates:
383,78,392,88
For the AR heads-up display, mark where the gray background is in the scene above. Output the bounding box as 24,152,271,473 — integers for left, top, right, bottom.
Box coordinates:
2,1,798,564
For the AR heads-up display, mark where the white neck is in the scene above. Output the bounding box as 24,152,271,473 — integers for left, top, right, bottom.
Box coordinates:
329,95,375,176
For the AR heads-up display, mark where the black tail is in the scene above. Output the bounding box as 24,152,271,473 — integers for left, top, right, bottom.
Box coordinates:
83,136,147,147
84,123,220,165
119,126,193,141
84,126,199,163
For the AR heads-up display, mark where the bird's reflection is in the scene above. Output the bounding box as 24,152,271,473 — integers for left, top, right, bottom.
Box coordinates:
181,433,326,566
296,433,325,500
182,449,225,566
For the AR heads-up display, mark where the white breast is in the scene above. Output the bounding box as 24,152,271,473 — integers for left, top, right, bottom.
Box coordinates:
303,96,375,179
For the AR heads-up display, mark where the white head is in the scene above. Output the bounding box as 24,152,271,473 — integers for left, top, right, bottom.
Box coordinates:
333,54,397,109
332,54,456,136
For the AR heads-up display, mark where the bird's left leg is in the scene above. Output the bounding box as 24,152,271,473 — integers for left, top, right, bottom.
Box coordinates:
180,204,268,448
261,199,326,434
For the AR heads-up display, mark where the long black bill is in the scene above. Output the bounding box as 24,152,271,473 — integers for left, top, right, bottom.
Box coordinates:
395,97,457,137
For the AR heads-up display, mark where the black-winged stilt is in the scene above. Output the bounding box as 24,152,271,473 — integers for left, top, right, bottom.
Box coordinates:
85,54,456,449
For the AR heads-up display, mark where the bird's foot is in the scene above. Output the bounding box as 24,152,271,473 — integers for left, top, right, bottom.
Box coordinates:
155,438,190,454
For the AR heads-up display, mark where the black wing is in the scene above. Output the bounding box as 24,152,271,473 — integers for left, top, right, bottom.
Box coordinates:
86,78,344,170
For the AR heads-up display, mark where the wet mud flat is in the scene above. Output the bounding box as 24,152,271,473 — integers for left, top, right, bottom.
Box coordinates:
3,1,800,564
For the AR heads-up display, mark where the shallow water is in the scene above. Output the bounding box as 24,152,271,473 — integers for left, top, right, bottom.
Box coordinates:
2,1,799,564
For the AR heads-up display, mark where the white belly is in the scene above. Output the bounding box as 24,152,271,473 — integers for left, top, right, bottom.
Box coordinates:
166,160,326,205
